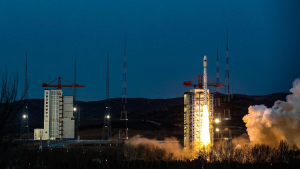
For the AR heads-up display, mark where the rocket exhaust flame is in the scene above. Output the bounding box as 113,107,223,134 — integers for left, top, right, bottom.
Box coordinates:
201,55,210,148
201,105,211,146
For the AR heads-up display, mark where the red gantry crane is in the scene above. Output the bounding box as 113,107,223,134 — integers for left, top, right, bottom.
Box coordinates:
183,74,225,89
42,77,84,89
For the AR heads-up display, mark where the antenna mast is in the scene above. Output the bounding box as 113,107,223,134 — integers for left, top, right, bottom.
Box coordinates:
216,43,220,93
103,53,111,139
119,37,128,140
225,31,230,102
74,58,77,101
74,58,79,139
21,52,29,139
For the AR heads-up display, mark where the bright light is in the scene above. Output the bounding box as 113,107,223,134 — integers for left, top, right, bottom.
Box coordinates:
73,107,77,111
191,94,212,157
215,118,220,123
107,115,110,119
193,101,201,153
23,114,27,119
216,128,219,132
200,105,211,146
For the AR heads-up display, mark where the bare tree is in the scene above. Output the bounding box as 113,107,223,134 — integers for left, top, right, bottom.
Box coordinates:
0,71,26,167
278,140,289,163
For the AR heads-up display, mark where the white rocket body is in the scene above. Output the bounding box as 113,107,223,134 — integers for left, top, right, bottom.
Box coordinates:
203,55,208,105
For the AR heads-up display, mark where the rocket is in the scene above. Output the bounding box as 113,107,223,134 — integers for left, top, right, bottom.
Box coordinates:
203,55,208,105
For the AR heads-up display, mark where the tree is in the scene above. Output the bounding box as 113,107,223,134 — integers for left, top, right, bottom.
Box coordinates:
0,71,26,167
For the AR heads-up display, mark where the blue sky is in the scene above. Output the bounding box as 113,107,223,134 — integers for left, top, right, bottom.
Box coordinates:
0,0,299,101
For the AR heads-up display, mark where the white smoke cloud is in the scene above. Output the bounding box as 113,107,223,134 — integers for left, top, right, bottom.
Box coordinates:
243,78,300,147
125,135,186,159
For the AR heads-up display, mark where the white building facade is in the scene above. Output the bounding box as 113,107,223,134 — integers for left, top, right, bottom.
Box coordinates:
34,90,75,140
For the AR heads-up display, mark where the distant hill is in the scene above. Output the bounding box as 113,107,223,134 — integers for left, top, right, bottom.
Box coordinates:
16,93,289,135
24,97,183,130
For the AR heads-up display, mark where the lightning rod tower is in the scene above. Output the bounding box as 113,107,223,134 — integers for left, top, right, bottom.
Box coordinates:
119,37,128,140
225,31,230,102
216,43,220,93
21,52,29,139
74,58,77,101
74,58,79,139
103,53,112,139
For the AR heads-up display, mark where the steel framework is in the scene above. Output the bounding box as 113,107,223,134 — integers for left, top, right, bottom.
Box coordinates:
184,89,213,157
42,77,84,89
183,74,225,88
74,58,78,139
21,52,29,139
225,30,230,101
216,43,220,93
119,37,128,140
103,53,112,140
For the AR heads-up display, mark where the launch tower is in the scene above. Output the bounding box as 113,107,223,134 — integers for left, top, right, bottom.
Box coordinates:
183,56,224,157
34,77,84,140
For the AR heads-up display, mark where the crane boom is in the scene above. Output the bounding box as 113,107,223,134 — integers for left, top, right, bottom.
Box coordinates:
183,74,225,88
42,77,84,89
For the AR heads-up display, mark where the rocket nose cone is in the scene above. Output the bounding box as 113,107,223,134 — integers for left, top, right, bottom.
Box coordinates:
204,55,207,60
203,55,207,67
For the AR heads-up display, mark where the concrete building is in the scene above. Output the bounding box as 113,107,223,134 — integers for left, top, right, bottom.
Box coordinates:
184,88,214,156
34,90,75,140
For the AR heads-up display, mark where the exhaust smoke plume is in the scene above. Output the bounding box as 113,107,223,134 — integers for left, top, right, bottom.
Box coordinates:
125,135,187,160
243,78,300,147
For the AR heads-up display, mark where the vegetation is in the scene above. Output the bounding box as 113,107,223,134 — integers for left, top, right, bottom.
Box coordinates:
1,140,300,168
0,71,27,167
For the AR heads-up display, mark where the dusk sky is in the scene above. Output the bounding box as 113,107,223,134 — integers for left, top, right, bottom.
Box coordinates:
0,0,299,101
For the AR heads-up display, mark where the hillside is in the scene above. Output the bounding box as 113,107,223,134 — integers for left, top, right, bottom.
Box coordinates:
14,92,289,139
25,97,183,129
